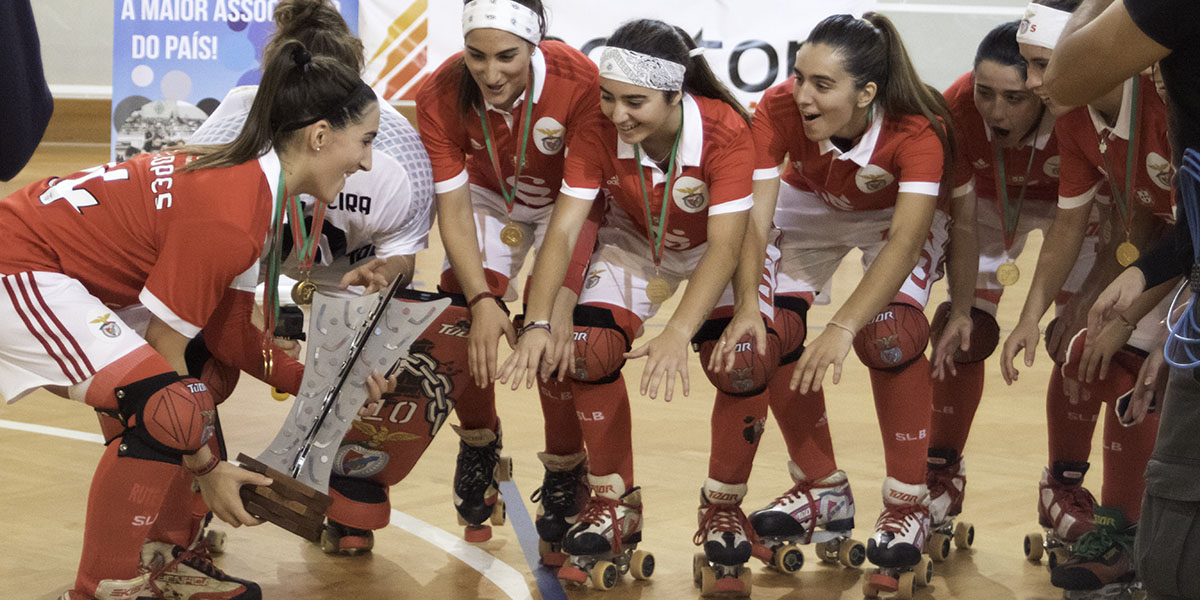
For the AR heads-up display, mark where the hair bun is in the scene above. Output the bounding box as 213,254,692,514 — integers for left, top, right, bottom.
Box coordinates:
291,44,313,68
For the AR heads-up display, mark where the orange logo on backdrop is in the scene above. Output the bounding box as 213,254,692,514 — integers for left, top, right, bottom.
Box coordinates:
368,0,430,100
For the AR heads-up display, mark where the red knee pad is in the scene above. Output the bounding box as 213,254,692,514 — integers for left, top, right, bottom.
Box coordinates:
930,302,1000,364
774,294,812,365
853,303,930,370
693,317,781,396
118,374,216,454
571,305,630,384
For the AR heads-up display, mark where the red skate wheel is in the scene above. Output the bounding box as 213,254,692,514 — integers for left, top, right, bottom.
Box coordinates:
713,576,745,594
557,565,588,585
868,573,899,592
464,524,492,543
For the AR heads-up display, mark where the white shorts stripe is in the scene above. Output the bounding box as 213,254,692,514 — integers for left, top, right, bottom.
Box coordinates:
4,274,87,383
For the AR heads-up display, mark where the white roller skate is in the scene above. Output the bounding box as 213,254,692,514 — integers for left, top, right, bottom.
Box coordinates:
925,448,975,562
59,539,261,600
557,473,654,591
691,479,771,597
1024,461,1097,570
863,478,933,599
531,451,590,568
749,463,866,574
451,424,511,543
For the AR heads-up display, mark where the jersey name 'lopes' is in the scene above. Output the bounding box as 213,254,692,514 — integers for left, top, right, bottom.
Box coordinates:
417,40,601,208
944,71,1060,205
0,151,278,337
752,77,944,212
560,94,754,252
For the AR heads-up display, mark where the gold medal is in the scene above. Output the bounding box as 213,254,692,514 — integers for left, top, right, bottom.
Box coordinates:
996,261,1021,286
645,277,672,304
1116,241,1140,267
291,278,317,305
262,348,274,379
500,222,524,248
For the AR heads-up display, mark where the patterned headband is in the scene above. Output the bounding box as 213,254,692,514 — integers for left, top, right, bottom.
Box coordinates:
1016,3,1073,50
596,46,687,92
462,0,542,45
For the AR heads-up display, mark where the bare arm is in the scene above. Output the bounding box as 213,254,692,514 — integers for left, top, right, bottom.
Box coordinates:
932,189,980,379
1046,0,1169,106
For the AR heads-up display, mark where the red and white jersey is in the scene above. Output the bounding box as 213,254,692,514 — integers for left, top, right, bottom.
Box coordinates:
1056,75,1173,222
416,41,601,209
560,94,755,252
944,71,1060,205
752,77,944,212
0,151,279,337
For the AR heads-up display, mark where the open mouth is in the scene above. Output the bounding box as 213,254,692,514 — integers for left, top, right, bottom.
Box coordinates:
992,127,1011,139
802,113,820,122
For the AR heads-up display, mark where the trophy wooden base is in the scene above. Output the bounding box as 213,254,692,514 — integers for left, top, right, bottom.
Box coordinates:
236,453,333,541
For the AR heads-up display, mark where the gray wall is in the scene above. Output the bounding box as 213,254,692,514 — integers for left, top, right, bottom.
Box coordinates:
34,0,1026,98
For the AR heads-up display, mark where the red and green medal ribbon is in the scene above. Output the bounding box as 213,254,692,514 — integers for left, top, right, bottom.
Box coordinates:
478,69,536,247
992,141,1037,285
634,109,683,304
1097,77,1142,266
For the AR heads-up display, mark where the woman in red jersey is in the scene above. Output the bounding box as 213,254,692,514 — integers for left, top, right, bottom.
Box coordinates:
715,12,959,594
500,19,753,589
415,0,602,548
0,41,378,600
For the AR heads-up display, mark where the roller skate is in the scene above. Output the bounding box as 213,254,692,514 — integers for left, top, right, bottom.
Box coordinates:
451,423,511,543
692,479,771,597
319,519,374,555
925,448,975,562
557,473,655,591
862,478,933,599
1024,461,1097,569
530,451,589,568
1052,506,1144,599
142,539,261,599
749,464,865,574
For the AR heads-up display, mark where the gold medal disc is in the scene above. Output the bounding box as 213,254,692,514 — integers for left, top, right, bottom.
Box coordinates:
291,279,317,305
1116,241,1140,267
500,223,524,248
645,277,672,304
262,348,274,379
996,261,1021,286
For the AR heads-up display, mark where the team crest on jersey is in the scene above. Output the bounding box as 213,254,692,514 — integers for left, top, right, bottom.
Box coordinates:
672,176,709,213
87,310,122,340
1043,155,1061,178
533,117,565,155
855,165,894,194
1146,152,1172,190
585,269,605,289
333,442,389,478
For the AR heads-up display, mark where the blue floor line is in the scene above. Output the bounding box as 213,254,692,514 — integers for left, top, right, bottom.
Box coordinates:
498,478,568,600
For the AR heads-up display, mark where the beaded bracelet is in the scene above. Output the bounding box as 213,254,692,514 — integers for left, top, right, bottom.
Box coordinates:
520,320,552,337
188,452,221,477
467,291,500,309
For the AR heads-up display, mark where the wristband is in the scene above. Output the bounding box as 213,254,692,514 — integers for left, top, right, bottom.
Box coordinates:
188,452,220,477
520,320,552,337
467,291,501,309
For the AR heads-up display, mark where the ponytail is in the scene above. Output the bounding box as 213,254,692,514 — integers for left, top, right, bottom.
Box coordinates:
808,13,957,200
606,20,750,125
181,40,376,171
265,0,364,72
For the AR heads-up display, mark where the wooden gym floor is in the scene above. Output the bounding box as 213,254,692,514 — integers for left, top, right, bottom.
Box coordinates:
0,142,1103,599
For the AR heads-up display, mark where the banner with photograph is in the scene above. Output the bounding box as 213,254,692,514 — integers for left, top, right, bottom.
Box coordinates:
361,0,868,108
111,0,359,159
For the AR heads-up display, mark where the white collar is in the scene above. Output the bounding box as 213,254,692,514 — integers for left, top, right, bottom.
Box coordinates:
616,93,703,171
1087,77,1135,140
819,107,884,167
257,148,283,214
984,109,1056,151
483,46,547,114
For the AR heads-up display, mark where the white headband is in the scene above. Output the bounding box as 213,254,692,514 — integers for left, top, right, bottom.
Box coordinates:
597,46,687,92
462,0,542,46
1016,3,1072,50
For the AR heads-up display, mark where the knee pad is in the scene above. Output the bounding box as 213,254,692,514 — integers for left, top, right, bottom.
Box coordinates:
570,305,630,385
692,317,781,396
116,373,216,461
930,302,1000,364
327,475,391,531
774,294,811,365
853,303,930,370
183,334,240,404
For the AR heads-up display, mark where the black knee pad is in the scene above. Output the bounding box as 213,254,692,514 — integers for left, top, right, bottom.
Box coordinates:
853,303,930,370
774,295,811,366
930,302,1000,364
692,317,781,396
115,372,216,462
570,305,629,385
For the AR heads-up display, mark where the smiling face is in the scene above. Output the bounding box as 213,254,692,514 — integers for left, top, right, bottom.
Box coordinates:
464,28,533,111
1018,43,1073,116
599,78,680,150
791,42,876,142
973,60,1044,148
304,101,380,204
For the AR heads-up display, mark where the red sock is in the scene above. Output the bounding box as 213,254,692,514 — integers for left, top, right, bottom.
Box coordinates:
768,366,837,480
146,467,202,548
930,359,986,453
1046,364,1101,465
538,377,583,456
1099,352,1158,522
75,443,180,595
573,375,634,488
453,381,499,432
707,390,770,484
869,356,933,485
